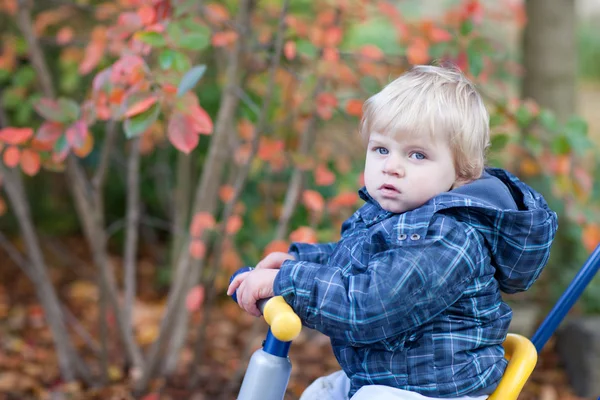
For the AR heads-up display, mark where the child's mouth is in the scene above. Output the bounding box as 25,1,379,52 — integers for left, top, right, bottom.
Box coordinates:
380,184,400,195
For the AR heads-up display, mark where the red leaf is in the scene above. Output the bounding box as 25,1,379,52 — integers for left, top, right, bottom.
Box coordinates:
263,240,290,258
186,285,205,312
0,127,34,145
190,212,216,237
359,45,384,61
3,146,20,168
167,112,199,154
141,393,160,400
289,227,317,244
345,99,363,117
211,31,238,47
315,93,337,120
284,41,296,60
65,120,88,149
302,190,324,213
583,225,600,253
186,104,213,135
430,27,452,43
407,37,430,65
314,164,335,186
79,27,106,75
189,239,206,260
328,191,358,209
137,5,156,25
226,215,243,234
124,96,158,118
20,149,41,176
36,122,64,144
56,26,74,45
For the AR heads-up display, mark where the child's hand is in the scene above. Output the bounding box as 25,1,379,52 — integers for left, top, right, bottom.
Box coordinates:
226,269,279,317
255,252,294,270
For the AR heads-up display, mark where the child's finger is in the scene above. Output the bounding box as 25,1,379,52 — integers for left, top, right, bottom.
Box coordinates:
226,272,248,296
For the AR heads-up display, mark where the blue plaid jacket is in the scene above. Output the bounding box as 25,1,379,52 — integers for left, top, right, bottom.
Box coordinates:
273,168,558,398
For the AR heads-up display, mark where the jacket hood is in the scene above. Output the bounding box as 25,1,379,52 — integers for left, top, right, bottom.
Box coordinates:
446,167,558,293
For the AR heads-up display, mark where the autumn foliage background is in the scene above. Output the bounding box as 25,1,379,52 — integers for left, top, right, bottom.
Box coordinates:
0,0,599,399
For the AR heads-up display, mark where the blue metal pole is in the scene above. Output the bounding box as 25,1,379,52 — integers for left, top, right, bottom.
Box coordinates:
531,244,600,352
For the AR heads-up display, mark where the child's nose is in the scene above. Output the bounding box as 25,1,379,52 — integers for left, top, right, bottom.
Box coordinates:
383,156,404,177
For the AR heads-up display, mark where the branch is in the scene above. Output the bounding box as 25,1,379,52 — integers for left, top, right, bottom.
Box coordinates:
92,120,118,192
123,136,142,369
189,0,291,387
134,0,254,392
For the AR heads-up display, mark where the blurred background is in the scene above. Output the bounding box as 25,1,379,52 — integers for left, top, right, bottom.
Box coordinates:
0,0,599,399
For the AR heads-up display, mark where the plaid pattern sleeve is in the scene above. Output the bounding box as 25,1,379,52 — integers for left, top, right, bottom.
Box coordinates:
275,221,484,344
288,242,338,264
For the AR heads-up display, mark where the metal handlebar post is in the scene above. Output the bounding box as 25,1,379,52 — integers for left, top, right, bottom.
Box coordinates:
229,267,302,400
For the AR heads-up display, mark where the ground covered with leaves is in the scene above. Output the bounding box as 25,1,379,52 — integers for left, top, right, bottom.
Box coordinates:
0,243,595,400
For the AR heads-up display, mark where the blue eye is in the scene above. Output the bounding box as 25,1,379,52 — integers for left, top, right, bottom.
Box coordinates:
410,152,426,160
375,147,389,155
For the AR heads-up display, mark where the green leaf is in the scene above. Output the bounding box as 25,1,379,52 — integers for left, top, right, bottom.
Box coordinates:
167,22,184,44
489,114,505,128
551,135,571,155
524,134,543,156
136,31,167,47
124,103,160,139
564,116,592,156
467,42,483,77
159,49,176,70
460,19,474,36
54,134,69,153
172,51,191,73
515,105,531,128
538,109,558,132
295,40,317,58
490,133,510,151
178,31,210,50
13,66,36,87
177,65,207,97
58,98,80,122
343,17,401,55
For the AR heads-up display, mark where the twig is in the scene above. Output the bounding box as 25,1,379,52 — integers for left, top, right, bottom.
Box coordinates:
92,120,118,191
62,305,102,356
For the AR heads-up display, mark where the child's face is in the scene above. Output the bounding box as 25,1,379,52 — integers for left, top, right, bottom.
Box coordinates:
364,132,458,214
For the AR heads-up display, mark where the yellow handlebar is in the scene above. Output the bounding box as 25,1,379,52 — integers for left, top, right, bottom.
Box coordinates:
263,296,302,342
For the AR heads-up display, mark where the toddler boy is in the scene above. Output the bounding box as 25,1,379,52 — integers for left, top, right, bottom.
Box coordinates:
228,65,557,399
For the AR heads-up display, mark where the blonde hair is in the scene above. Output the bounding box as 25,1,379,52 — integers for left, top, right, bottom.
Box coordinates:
359,64,490,181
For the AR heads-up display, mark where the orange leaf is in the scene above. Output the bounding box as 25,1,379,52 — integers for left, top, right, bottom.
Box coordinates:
168,112,199,154
314,164,335,186
519,158,540,177
324,27,343,47
328,191,358,209
315,93,338,120
65,120,88,149
20,149,41,176
190,212,216,237
186,285,205,311
186,104,213,135
0,127,34,145
226,215,243,235
359,44,384,61
56,26,74,45
189,239,206,260
263,240,290,258
237,119,254,140
137,5,156,25
125,96,158,118
79,27,106,75
284,41,296,60
0,196,6,216
289,227,317,244
583,224,600,253
204,3,230,24
407,37,430,65
219,185,235,203
429,27,452,43
211,31,238,47
258,138,285,161
36,122,63,144
322,47,339,62
73,133,94,158
3,146,20,168
302,190,325,213
345,99,363,117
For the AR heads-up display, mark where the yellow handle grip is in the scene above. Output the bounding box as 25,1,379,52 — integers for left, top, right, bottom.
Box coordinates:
263,296,302,342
